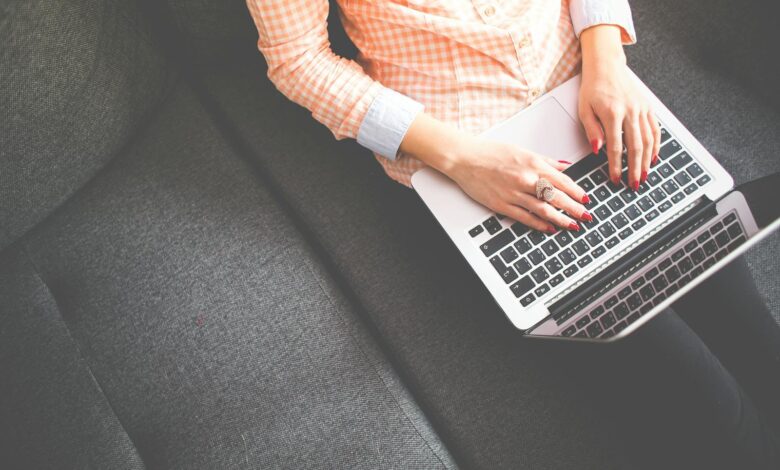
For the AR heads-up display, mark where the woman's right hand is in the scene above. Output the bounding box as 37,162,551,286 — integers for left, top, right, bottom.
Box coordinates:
446,136,591,233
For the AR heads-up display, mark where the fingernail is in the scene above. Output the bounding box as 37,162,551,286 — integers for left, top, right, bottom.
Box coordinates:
641,170,647,183
611,176,620,186
652,154,659,165
558,160,573,165
582,211,593,222
632,180,640,191
568,222,580,231
547,226,558,234
591,139,601,154
581,194,590,204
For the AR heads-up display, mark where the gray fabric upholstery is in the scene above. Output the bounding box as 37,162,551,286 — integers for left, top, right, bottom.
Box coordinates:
0,0,173,252
3,83,455,469
0,251,145,469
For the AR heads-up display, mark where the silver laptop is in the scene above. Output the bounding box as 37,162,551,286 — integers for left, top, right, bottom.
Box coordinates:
412,71,780,342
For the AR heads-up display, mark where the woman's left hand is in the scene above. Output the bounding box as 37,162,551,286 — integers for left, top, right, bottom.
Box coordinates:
578,25,660,191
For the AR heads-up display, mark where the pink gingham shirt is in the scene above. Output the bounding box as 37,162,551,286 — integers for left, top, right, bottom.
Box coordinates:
247,0,636,187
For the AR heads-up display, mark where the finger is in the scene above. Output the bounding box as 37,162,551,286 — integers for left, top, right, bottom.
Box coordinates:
540,163,590,205
647,112,661,167
639,111,654,183
499,203,554,234
546,185,590,223
514,192,580,231
623,111,643,190
580,105,605,154
602,110,624,186
547,158,574,172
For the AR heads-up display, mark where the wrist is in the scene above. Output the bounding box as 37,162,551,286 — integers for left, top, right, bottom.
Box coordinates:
580,25,626,72
400,113,471,175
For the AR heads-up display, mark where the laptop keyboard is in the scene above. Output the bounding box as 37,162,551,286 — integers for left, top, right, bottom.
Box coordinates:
557,210,746,339
469,128,712,308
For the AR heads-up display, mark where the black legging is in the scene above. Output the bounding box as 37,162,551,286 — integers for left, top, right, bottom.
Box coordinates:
542,257,780,469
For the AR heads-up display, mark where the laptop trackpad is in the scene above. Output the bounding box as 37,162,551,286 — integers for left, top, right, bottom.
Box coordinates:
481,97,588,162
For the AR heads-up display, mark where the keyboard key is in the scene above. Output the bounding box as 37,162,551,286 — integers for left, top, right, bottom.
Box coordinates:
645,267,659,280
469,225,484,237
727,236,746,252
639,304,654,315
631,219,647,230
674,171,692,186
639,284,656,301
577,255,593,268
544,258,563,274
658,163,674,179
724,213,737,225
669,152,693,170
646,171,662,187
631,277,645,289
660,127,671,143
686,163,704,178
594,205,612,220
605,296,619,309
520,293,536,306
652,274,669,292
541,240,559,256
563,265,579,277
691,248,705,265
671,192,685,204
601,312,617,329
659,258,672,270
585,232,603,247
554,231,573,247
605,237,619,249
659,140,681,160
576,316,591,329
709,221,724,234
607,197,625,212
528,248,545,265
627,293,642,310
614,320,628,333
627,312,641,324
618,286,632,299
591,169,608,185
510,276,534,297
697,175,711,186
658,200,672,212
490,256,519,284
666,265,681,283
561,325,577,336
593,186,611,202
684,240,698,253
662,180,680,195
650,188,666,203
703,240,718,256
636,197,653,212
672,249,686,261
614,302,630,319
514,258,532,275
697,231,711,243
591,246,607,258
534,284,550,297
559,248,576,265
598,222,616,238
510,222,529,237
586,321,603,338
618,227,633,239
572,240,590,255
611,213,629,229
481,229,515,256
620,189,638,202
549,274,565,287
514,238,532,254
531,266,549,283
715,231,730,248
683,183,697,195
727,223,742,239
483,216,501,234
690,266,704,278
528,231,546,245
645,209,660,222
500,246,519,263
579,176,595,191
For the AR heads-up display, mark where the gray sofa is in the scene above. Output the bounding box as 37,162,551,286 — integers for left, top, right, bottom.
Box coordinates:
1,0,777,468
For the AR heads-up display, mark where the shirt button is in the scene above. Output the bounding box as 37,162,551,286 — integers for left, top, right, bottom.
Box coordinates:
529,88,541,100
518,36,531,48
483,5,496,17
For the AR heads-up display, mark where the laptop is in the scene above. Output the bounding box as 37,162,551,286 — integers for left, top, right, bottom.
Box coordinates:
412,71,780,342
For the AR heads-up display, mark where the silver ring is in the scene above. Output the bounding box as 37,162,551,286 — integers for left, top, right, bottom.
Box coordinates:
535,178,556,203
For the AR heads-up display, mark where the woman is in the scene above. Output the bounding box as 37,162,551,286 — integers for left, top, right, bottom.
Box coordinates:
247,1,780,466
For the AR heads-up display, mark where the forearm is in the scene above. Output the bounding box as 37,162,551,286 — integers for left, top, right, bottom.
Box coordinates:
580,25,626,75
398,112,472,175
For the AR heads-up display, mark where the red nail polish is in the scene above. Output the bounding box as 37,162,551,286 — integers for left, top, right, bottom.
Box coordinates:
582,211,593,222
568,222,580,231
547,226,558,234
652,154,659,165
632,180,639,191
641,170,648,183
581,194,590,204
591,139,600,154
558,160,573,165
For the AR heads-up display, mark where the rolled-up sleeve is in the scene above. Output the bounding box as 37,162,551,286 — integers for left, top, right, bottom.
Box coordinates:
246,0,423,160
570,0,637,44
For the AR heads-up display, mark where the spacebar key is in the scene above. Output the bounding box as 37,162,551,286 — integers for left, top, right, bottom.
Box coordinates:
480,228,515,257
564,152,604,182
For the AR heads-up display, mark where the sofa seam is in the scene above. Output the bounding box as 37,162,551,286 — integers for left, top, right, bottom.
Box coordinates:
21,244,149,470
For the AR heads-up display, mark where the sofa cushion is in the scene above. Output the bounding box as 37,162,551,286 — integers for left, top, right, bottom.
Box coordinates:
0,0,173,252
2,83,455,469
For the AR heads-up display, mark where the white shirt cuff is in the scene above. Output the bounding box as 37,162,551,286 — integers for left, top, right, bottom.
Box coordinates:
357,87,424,161
570,0,637,44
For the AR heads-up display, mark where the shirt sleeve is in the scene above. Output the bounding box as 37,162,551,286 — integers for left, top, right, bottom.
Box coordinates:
246,0,424,160
569,0,637,44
